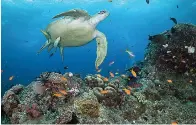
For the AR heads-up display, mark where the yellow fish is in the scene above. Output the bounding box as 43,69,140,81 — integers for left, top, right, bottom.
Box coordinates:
53,93,64,97
123,88,131,95
131,69,137,77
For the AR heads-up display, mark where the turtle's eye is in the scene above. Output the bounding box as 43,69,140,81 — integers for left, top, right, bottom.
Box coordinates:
98,10,106,14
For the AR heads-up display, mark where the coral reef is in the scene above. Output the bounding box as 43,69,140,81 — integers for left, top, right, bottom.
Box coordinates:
75,95,100,118
146,23,196,75
84,75,105,88
1,23,196,124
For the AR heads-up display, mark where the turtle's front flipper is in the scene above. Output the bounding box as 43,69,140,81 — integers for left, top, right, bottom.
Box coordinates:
95,30,108,68
52,9,90,19
37,40,50,54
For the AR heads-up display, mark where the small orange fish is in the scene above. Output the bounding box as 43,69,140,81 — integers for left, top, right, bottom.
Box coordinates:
131,69,137,77
167,80,173,83
109,72,114,77
53,93,64,97
9,76,14,81
61,76,67,81
59,90,67,95
123,88,131,95
103,77,109,82
100,90,108,94
171,121,178,125
97,74,102,78
97,68,102,73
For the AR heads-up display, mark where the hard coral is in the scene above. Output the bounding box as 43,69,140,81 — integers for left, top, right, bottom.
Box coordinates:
93,84,124,108
34,72,82,97
75,99,100,118
2,90,20,116
84,75,104,88
10,84,24,94
55,110,73,124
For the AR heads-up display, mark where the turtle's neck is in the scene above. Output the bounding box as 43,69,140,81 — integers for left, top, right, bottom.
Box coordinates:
89,14,103,28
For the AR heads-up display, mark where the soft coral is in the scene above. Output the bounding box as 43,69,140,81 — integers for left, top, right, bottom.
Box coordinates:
26,103,41,119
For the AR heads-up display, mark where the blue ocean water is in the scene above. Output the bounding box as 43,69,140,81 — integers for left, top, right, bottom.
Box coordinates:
1,0,196,95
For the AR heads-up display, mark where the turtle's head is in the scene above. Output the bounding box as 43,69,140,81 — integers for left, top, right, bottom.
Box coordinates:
97,10,109,21
90,10,109,27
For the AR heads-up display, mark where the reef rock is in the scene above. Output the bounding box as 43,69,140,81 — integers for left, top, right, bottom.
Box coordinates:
146,23,196,75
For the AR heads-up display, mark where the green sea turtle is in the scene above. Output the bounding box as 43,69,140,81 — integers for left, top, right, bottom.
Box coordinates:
37,9,110,68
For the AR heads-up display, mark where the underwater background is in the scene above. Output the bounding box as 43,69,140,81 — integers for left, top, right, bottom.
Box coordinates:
1,0,196,95
2,0,196,124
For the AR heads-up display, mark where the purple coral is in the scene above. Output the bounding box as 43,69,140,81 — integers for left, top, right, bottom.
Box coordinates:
26,103,41,119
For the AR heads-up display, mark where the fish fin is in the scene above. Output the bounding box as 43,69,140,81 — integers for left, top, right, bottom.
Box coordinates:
41,30,50,40
37,40,50,54
95,30,107,68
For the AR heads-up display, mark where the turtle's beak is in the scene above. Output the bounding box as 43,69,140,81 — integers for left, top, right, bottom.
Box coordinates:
102,10,109,17
105,11,110,17
97,10,109,21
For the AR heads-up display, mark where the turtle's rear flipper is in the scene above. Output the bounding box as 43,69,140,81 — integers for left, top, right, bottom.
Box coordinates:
60,47,64,62
37,40,50,54
50,37,61,54
47,44,54,52
95,30,108,69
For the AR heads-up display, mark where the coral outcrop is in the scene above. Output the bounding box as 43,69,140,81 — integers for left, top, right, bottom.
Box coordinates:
1,23,196,124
